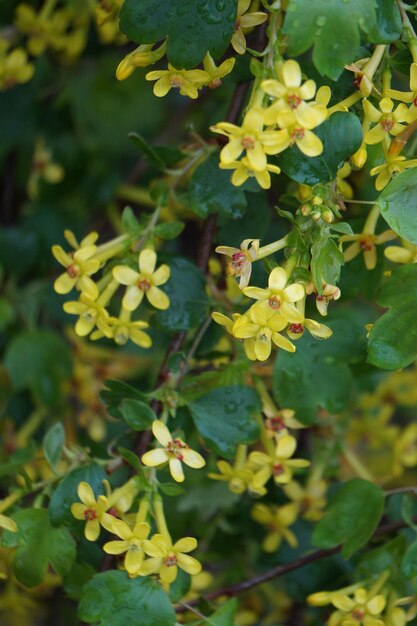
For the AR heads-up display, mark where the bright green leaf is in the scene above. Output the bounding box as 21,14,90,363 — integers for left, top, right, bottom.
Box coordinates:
154,221,185,239
43,422,65,470
377,168,417,244
121,398,156,431
311,229,344,293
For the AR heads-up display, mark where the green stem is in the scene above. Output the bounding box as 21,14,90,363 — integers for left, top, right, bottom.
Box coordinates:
257,236,288,260
363,205,380,235
153,495,171,540
117,184,155,208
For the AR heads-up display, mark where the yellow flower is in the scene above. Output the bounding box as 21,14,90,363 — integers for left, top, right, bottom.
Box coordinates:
145,63,209,99
327,588,386,626
215,238,260,288
231,0,267,55
243,266,305,323
262,60,327,130
340,230,396,270
286,318,333,340
0,45,34,90
103,518,151,576
71,481,114,541
251,503,299,552
233,304,295,361
211,108,289,171
142,534,201,583
219,156,281,189
283,474,327,522
385,62,417,105
113,248,170,311
116,41,167,81
264,409,305,438
370,155,417,191
0,514,17,533
208,459,254,494
249,435,310,488
392,423,417,477
63,293,112,337
141,420,205,483
385,241,417,264
306,282,341,317
363,97,408,145
337,162,354,199
52,232,100,299
91,312,151,348
202,52,235,89
27,138,64,199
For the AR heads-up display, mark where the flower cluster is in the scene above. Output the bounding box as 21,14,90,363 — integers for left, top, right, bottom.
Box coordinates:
52,230,170,348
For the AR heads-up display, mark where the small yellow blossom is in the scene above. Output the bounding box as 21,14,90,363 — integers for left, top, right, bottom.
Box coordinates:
249,435,310,488
202,52,235,89
215,238,260,288
103,518,151,576
231,0,267,55
0,514,17,533
27,139,64,199
385,241,417,264
337,162,354,199
306,282,341,317
363,97,408,145
146,64,209,99
251,503,299,552
52,232,100,298
340,230,396,270
116,41,167,81
233,304,295,361
326,587,387,626
71,481,113,541
219,156,281,189
63,294,111,337
392,423,417,477
141,420,205,482
283,474,327,522
91,314,152,348
142,534,201,583
286,318,333,340
113,248,170,311
0,44,34,90
243,266,305,323
370,155,417,191
208,459,254,494
264,408,304,439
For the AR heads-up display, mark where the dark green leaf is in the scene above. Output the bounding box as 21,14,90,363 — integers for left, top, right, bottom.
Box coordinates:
188,386,260,458
154,221,185,239
100,380,148,420
154,257,209,332
312,478,385,558
402,540,417,579
120,0,237,69
48,464,106,527
273,332,353,424
78,571,176,626
0,296,14,330
277,113,363,184
118,447,144,474
377,168,417,244
159,482,185,496
129,132,168,171
43,422,65,470
121,398,156,431
283,0,377,80
368,264,417,370
311,229,344,292
3,509,76,587
122,206,141,236
188,153,247,219
208,599,238,625
63,562,96,600
367,0,402,43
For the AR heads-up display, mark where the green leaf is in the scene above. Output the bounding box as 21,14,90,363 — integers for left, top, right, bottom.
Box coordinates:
159,482,186,496
188,153,247,219
48,464,106,527
154,257,209,332
402,539,417,579
78,571,176,626
377,168,417,244
154,221,185,239
311,229,344,293
368,264,417,370
401,493,417,532
63,562,96,600
3,509,76,587
188,386,260,458
119,0,237,70
277,112,363,184
129,132,168,172
118,447,144,475
43,422,65,470
100,380,148,420
0,296,14,330
121,398,156,431
4,330,72,405
312,478,385,558
367,0,402,43
283,0,377,80
208,599,238,625
122,206,141,236
273,332,352,424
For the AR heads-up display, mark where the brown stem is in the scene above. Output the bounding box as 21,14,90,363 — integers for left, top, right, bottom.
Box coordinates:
175,516,417,612
388,118,417,156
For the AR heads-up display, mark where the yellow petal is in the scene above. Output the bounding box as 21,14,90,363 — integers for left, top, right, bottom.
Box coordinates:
146,286,170,310
169,457,185,482
152,420,171,446
78,481,95,506
141,448,169,467
177,553,202,575
173,537,197,553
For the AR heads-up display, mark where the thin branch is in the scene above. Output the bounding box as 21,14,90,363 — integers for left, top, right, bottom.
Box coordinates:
175,516,417,612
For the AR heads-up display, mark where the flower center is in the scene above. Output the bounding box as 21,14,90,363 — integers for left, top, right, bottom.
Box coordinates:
291,127,305,141
359,238,374,251
273,462,285,476
289,323,304,335
165,553,178,567
83,508,97,521
114,327,129,345
66,264,79,278
241,136,255,150
266,416,286,432
167,438,186,461
352,75,363,90
287,93,302,109
128,540,142,552
208,78,222,89
138,278,151,291
170,76,183,89
257,331,270,343
231,251,246,269
380,115,394,132
351,608,366,621
268,295,281,309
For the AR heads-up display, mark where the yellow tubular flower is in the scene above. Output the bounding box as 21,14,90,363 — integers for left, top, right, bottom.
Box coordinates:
141,420,205,483
215,238,260,288
249,435,310,488
103,518,151,576
363,97,408,145
251,503,299,552
370,155,417,191
113,248,170,311
212,108,289,171
219,156,281,189
243,266,305,323
385,241,417,264
0,514,17,533
202,52,235,89
232,0,267,55
142,534,202,583
327,588,386,626
264,409,305,438
340,230,396,270
145,64,209,99
233,304,295,361
116,41,167,81
305,282,341,317
64,295,111,337
70,481,114,541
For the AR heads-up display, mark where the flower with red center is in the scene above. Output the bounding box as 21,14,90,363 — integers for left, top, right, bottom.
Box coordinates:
141,534,201,584
52,231,100,299
363,97,408,145
325,587,387,626
340,231,396,270
287,318,332,341
141,420,205,482
71,481,114,541
251,502,299,552
243,266,305,323
215,238,260,288
249,435,310,489
113,248,170,311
